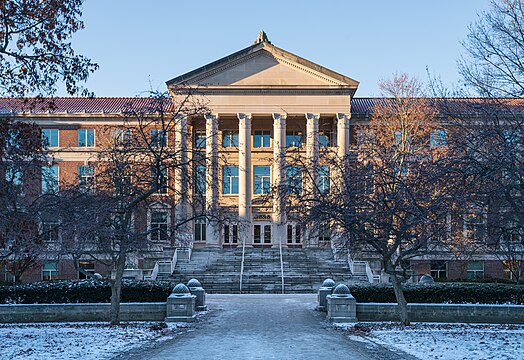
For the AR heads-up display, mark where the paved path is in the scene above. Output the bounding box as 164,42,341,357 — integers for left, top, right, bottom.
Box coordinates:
126,294,416,360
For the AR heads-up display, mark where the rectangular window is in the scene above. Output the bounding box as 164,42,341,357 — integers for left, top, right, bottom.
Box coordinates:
195,165,206,194
78,165,95,192
114,129,131,146
195,216,206,242
286,130,303,147
42,221,60,242
223,224,238,244
150,129,167,148
42,165,59,194
286,166,302,194
430,261,447,279
152,165,168,194
430,129,448,148
78,129,95,147
318,166,330,193
318,131,334,148
254,166,271,194
150,210,169,242
253,224,271,244
319,223,331,243
254,130,271,148
222,166,239,195
467,261,484,280
222,130,239,147
42,129,59,147
287,224,301,244
194,130,206,148
464,212,485,241
42,261,59,281
78,261,95,279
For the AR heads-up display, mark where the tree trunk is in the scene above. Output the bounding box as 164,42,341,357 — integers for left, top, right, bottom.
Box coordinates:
391,275,410,325
110,252,126,325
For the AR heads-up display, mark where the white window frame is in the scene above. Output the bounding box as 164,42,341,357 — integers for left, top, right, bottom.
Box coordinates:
223,166,239,195
254,130,271,148
42,165,59,194
78,165,95,192
147,202,171,242
150,129,167,148
254,165,271,195
194,216,206,242
42,129,59,148
78,129,95,147
286,223,302,245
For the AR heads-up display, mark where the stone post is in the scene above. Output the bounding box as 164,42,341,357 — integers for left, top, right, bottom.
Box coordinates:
238,113,252,247
326,284,357,322
205,113,219,247
165,283,196,322
187,278,207,311
317,278,336,312
272,113,286,247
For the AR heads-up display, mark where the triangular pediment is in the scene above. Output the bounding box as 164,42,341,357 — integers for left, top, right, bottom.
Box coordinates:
167,41,359,89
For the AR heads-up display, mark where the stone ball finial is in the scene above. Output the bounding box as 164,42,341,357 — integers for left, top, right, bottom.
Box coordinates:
332,284,352,297
321,278,336,288
172,283,190,295
187,278,202,289
418,274,435,285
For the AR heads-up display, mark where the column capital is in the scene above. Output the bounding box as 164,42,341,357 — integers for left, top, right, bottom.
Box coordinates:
272,113,287,125
336,113,351,122
204,113,219,122
305,113,320,122
237,113,252,124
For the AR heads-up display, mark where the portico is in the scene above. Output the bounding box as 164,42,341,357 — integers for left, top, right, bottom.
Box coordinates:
166,32,358,248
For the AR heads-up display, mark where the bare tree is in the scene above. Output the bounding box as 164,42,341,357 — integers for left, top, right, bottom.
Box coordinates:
0,118,51,282
0,0,98,97
459,0,524,97
289,74,460,324
50,91,209,324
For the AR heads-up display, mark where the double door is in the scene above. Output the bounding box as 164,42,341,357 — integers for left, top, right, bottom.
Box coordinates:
253,222,272,245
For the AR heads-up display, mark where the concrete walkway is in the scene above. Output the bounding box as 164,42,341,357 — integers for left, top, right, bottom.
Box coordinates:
127,294,416,360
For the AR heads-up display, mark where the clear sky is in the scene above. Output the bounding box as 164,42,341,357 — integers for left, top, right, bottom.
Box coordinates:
70,0,492,98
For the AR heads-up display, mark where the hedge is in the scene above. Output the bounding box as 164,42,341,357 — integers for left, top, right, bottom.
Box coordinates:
0,280,174,304
1,280,524,304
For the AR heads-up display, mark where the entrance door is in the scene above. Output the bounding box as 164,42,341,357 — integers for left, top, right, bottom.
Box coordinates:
253,222,272,245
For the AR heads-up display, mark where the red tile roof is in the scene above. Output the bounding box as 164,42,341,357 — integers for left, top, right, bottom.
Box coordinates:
0,97,173,114
0,97,523,116
351,97,524,115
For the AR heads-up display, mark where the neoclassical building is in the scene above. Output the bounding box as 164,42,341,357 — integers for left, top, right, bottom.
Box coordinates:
1,32,519,284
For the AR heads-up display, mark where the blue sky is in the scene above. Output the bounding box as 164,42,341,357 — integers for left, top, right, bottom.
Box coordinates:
71,0,492,97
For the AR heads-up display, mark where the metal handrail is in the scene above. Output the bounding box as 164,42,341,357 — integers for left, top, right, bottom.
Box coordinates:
173,250,179,269
150,262,159,281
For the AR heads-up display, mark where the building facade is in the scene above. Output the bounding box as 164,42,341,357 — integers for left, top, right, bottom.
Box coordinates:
1,33,521,283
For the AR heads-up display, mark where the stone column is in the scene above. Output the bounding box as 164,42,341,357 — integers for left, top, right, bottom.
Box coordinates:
306,113,319,247
205,114,219,247
238,113,252,247
272,113,286,247
336,113,351,158
174,115,192,246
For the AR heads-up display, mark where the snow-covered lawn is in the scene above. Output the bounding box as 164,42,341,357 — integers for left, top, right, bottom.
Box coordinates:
339,322,524,360
0,322,188,360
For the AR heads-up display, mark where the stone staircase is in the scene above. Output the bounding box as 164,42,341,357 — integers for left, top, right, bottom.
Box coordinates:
170,248,369,293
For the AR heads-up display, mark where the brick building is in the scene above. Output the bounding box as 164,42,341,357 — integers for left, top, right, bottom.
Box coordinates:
1,33,522,285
